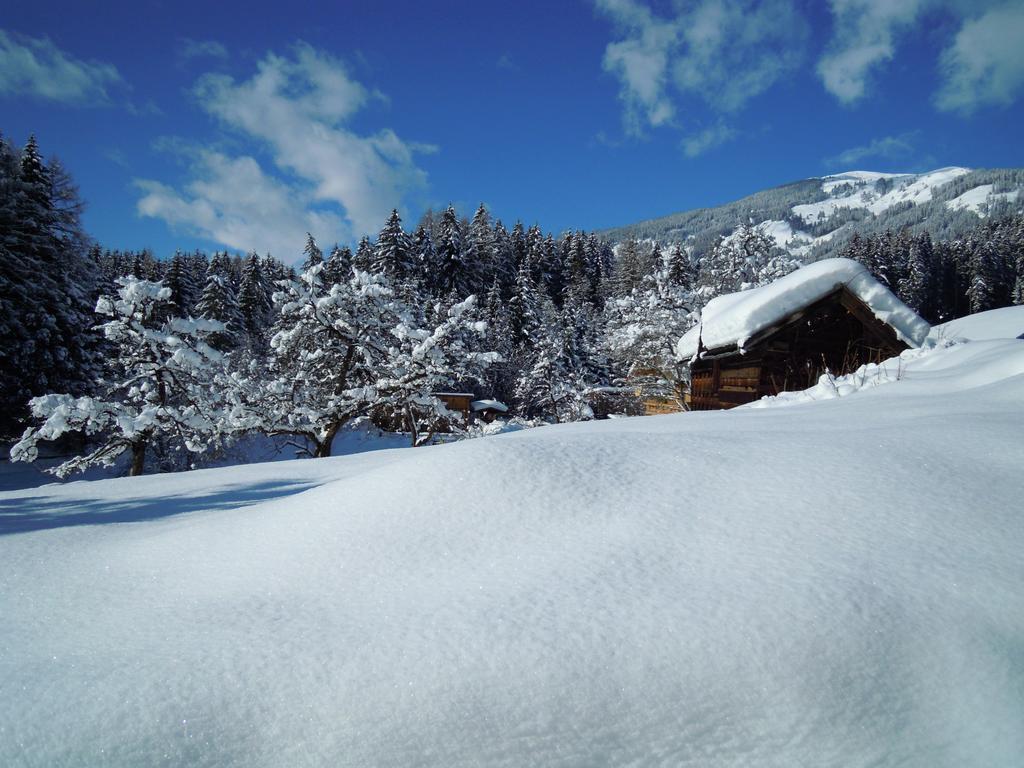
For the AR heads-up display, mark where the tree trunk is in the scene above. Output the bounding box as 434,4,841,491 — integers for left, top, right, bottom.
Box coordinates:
314,420,343,458
406,402,419,447
130,440,147,476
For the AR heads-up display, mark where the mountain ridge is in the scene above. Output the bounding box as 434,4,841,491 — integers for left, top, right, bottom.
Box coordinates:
600,166,1024,261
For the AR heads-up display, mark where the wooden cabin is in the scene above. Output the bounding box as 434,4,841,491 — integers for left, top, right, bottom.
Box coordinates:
678,259,930,411
434,392,475,424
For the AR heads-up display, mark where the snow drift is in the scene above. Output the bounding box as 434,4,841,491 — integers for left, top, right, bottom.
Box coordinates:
2,334,1023,767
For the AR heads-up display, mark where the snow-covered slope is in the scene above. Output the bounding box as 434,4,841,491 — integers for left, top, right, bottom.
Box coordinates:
793,167,970,221
601,166,1024,259
2,335,1024,767
930,305,1024,342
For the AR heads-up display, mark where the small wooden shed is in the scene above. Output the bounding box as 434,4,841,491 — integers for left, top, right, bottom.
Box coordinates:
471,399,509,423
434,392,475,424
678,259,931,411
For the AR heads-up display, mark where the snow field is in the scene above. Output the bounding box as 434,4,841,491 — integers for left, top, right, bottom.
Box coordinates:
2,335,1024,766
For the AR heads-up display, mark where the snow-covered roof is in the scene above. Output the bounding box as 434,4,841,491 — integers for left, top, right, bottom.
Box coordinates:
677,258,930,360
471,399,508,413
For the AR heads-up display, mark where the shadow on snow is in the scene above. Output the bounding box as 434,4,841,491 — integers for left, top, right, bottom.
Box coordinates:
0,478,319,536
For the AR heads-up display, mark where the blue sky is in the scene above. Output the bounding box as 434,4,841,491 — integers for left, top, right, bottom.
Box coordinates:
2,0,1023,260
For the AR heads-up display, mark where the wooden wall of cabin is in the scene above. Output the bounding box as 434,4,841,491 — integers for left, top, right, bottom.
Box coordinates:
756,297,905,396
688,290,908,410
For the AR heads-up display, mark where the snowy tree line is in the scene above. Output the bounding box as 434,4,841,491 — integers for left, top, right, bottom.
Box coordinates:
5,132,1023,478
839,214,1024,322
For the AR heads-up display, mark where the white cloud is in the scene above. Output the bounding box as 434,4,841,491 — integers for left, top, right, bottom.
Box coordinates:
177,38,229,64
596,0,807,137
598,0,678,134
0,28,122,105
673,0,808,112
935,2,1024,113
817,0,924,104
818,0,1023,111
136,149,345,259
136,43,433,254
828,132,919,166
682,123,736,157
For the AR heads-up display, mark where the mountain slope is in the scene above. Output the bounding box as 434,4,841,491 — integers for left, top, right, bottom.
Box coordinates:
601,167,1024,260
2,324,1023,767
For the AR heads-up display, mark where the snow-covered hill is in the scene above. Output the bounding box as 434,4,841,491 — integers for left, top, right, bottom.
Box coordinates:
2,324,1023,766
601,166,1024,260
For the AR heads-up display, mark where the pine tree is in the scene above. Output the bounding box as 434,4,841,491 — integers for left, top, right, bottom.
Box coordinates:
614,239,644,296
237,252,273,348
353,235,374,272
435,204,468,299
0,134,96,435
164,250,199,316
465,203,495,295
898,235,934,319
666,244,695,290
373,209,413,279
323,245,352,286
301,233,323,272
411,222,437,294
966,241,999,314
195,254,242,350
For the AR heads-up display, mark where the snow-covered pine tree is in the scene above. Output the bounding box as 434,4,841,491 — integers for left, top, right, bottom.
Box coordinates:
0,134,96,436
237,252,273,349
1013,251,1024,306
492,219,515,292
373,209,413,279
435,204,468,299
164,250,199,317
898,234,935,318
465,203,495,296
563,231,591,303
195,254,242,351
540,232,563,299
666,243,695,290
352,235,375,273
411,222,437,294
482,277,518,405
323,245,353,287
12,277,227,477
301,233,323,272
508,261,545,353
966,240,999,314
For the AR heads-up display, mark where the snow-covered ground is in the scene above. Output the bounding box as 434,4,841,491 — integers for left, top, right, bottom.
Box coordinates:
2,328,1023,766
930,305,1024,342
0,425,412,493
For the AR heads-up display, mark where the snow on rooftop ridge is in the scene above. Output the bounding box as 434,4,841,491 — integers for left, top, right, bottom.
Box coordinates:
677,258,930,360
